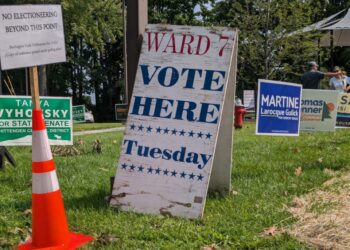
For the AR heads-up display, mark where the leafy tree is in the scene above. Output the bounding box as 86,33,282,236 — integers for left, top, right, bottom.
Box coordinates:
207,0,324,96
148,0,214,25
61,0,123,120
2,0,350,120
0,0,123,121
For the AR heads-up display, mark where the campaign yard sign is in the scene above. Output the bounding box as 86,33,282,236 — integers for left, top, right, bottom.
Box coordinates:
0,5,66,70
336,93,350,128
115,104,128,121
300,90,338,132
110,24,238,219
0,96,72,145
256,79,302,136
243,90,255,109
73,105,85,123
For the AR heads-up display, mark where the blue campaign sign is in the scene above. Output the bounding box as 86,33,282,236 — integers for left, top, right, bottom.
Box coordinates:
256,79,302,136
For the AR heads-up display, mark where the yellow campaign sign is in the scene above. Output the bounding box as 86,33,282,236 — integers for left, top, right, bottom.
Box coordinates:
337,94,350,114
337,93,350,128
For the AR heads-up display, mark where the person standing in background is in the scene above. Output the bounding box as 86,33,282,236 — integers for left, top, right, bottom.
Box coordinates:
301,61,340,89
342,70,350,93
329,66,347,93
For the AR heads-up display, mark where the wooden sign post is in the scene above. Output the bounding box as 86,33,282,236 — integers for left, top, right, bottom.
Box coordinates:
0,5,73,146
29,67,40,110
0,5,94,249
111,25,238,219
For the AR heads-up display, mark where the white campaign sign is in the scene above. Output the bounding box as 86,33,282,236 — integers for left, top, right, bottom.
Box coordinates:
243,90,255,109
300,89,338,132
110,24,238,219
0,5,66,70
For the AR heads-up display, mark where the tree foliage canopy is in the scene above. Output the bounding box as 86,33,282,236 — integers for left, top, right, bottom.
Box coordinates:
1,0,349,119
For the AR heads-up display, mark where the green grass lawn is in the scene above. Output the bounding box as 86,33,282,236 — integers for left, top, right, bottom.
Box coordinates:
73,122,124,132
1,124,350,249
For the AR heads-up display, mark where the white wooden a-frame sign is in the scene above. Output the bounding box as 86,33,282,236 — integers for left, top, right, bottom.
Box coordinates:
209,34,238,192
111,24,238,219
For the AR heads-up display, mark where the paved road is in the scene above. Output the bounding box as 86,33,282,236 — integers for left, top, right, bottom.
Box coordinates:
74,127,125,136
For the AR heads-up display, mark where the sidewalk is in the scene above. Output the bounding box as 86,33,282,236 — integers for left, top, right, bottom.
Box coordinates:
74,127,125,136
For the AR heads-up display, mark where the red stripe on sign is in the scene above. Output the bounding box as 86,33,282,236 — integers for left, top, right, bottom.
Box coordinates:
32,159,55,173
32,109,46,131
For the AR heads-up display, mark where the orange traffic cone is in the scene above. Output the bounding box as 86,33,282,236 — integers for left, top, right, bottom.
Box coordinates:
18,109,93,250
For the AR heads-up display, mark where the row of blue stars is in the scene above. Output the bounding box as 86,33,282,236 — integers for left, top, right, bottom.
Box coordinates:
120,163,204,181
129,123,212,139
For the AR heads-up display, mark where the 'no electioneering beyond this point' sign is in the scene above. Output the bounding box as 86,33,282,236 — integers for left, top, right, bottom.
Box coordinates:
256,79,302,136
0,5,66,70
110,24,238,219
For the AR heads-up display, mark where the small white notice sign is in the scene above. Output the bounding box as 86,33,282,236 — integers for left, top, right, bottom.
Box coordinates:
243,90,255,109
0,5,66,70
110,24,238,219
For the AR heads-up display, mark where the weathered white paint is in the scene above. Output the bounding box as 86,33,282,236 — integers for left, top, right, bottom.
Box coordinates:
110,24,238,219
209,36,238,193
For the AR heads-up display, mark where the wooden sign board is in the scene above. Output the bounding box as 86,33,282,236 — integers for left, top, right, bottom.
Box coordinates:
110,24,238,219
0,5,66,70
115,103,128,121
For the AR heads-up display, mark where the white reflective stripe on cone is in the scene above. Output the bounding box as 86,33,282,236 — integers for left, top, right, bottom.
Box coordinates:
32,130,53,162
32,171,60,194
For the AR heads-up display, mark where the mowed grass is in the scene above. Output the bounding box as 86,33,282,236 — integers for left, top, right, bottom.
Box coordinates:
73,122,124,132
1,123,350,249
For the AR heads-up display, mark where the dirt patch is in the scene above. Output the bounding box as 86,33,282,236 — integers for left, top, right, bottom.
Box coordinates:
286,170,350,249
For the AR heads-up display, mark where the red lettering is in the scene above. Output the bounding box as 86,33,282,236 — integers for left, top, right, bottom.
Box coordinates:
162,33,177,53
147,32,166,52
195,35,210,55
180,34,194,54
147,31,213,55
218,35,230,57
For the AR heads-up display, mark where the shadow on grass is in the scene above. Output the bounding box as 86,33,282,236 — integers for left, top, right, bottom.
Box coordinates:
304,159,349,172
2,190,110,212
65,189,110,210
1,199,31,211
207,189,231,199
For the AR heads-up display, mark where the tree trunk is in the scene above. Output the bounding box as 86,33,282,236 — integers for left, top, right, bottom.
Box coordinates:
39,65,48,96
93,51,100,108
71,64,77,105
0,70,2,95
100,50,108,108
71,36,79,105
78,37,84,104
